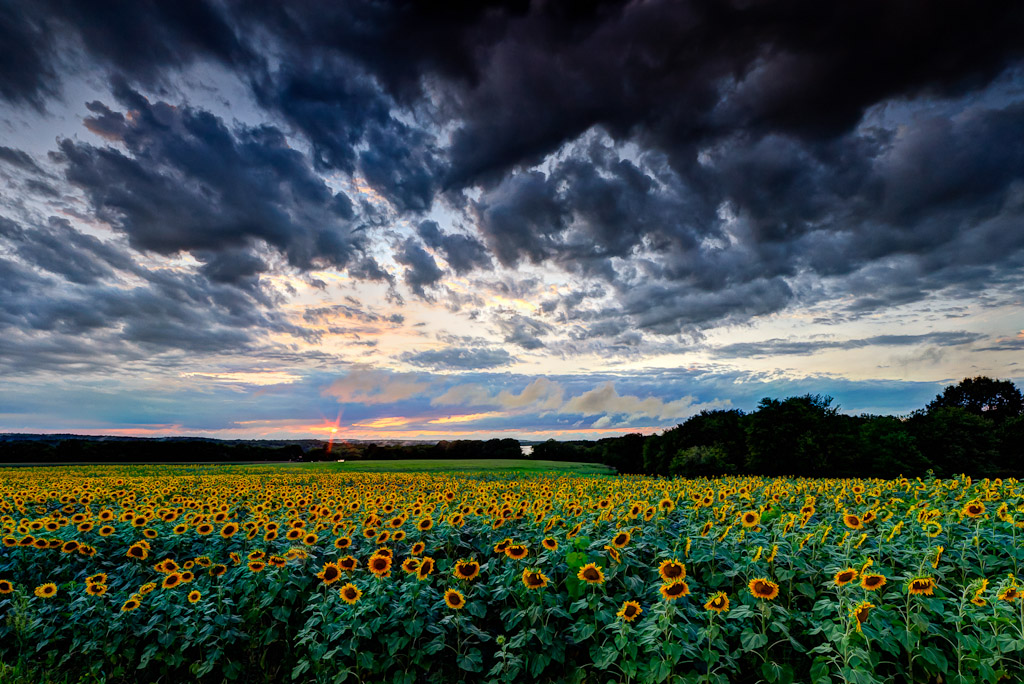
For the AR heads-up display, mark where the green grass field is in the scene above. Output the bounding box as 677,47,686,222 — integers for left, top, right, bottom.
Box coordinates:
317,458,615,474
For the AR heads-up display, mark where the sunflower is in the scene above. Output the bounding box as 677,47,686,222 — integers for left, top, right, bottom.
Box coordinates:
660,580,690,601
248,561,266,573
194,556,212,568
34,583,57,598
120,598,141,612
971,596,988,607
962,501,985,518
209,564,228,577
416,556,436,580
317,562,342,585
139,582,157,595
86,583,108,596
925,522,943,538
339,583,362,605
338,556,358,572
748,578,780,601
161,573,183,589
454,560,480,581
417,518,434,532
833,568,858,586
659,498,675,513
505,544,528,560
369,555,392,578
843,513,863,530
0,580,13,594
567,522,583,539
658,559,687,583
172,524,187,535
60,540,79,553
401,558,421,574
704,591,729,613
851,601,874,632
86,573,108,585
907,577,936,596
196,524,214,535
860,574,886,591
493,538,512,554
617,600,642,622
577,563,605,584
998,586,1020,602
334,536,352,550
443,589,465,610
220,523,238,538
410,542,425,556
611,531,631,548
542,537,558,551
522,568,550,589
302,533,318,546
126,544,148,560
603,545,622,564
740,510,761,528
287,529,304,541
188,590,201,604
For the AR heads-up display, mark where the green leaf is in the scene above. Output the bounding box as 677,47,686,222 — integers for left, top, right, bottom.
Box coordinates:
740,629,768,651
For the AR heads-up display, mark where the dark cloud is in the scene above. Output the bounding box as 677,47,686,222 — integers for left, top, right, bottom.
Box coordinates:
52,82,367,277
496,314,553,350
395,238,444,299
0,1,56,107
401,347,512,370
0,145,44,173
0,216,134,284
417,220,492,275
713,331,986,359
2,0,1023,349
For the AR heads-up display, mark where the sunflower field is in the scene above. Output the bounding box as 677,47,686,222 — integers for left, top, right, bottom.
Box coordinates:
1,465,1023,684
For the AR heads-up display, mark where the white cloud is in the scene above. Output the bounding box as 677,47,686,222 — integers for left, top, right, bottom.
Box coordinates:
561,382,730,420
323,369,431,404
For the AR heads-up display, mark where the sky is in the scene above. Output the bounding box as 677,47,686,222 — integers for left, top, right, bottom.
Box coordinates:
1,0,1023,441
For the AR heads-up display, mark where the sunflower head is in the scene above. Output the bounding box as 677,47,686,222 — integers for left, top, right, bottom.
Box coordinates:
161,573,182,589
741,511,761,528
416,557,435,580
522,568,549,589
338,556,358,572
860,573,886,591
542,537,558,551
318,562,341,585
454,560,480,581
658,559,686,583
577,562,605,584
843,514,863,530
611,531,630,548
339,582,362,605
86,583,108,596
410,542,425,556
0,580,13,594
402,558,421,574
210,564,228,577
248,561,266,573
748,578,780,601
188,590,202,604
121,598,141,612
703,591,729,613
907,576,936,596
505,544,528,560
443,589,465,610
617,600,642,622
998,586,1020,602
660,580,690,601
834,568,858,586
851,601,874,632
34,583,57,598
369,555,393,577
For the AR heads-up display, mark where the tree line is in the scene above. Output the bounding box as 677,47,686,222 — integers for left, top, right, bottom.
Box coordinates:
532,376,1024,478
